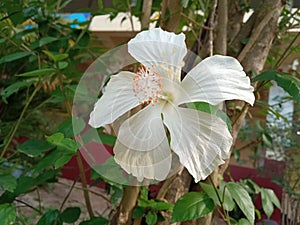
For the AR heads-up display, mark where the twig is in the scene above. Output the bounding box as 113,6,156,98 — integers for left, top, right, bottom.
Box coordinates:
15,199,42,214
208,0,218,56
180,13,212,30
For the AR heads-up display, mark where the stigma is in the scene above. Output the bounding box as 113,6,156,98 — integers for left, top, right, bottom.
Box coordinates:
133,65,162,104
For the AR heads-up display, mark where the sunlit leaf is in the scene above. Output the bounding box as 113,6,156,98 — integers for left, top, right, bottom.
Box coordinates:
172,192,214,222
226,182,255,223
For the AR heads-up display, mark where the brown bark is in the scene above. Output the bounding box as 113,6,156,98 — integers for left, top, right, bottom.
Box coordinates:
110,186,140,225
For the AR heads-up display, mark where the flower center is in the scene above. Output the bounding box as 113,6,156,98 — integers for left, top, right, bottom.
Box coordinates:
133,65,162,104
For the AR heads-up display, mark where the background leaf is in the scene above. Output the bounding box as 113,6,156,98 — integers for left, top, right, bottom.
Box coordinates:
0,174,17,192
18,139,54,157
59,206,81,223
0,204,16,225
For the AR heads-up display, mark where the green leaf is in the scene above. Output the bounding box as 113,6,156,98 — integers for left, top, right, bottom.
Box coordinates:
37,209,61,225
1,80,35,103
57,61,69,70
237,218,252,225
146,211,157,225
46,133,78,152
242,179,261,194
43,50,68,62
251,70,276,82
0,204,16,225
39,36,58,47
79,217,109,225
33,150,62,172
60,207,81,223
252,70,300,103
226,182,255,223
18,139,54,157
132,206,145,219
57,117,86,138
98,133,116,146
261,188,281,218
0,174,17,192
16,68,56,77
54,153,74,169
275,72,300,103
172,192,214,222
200,182,235,211
0,52,32,64
138,199,173,211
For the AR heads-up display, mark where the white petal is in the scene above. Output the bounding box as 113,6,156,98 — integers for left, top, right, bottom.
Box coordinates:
117,104,165,151
162,104,232,182
89,71,140,128
179,55,255,105
128,28,187,81
114,104,172,181
114,139,172,182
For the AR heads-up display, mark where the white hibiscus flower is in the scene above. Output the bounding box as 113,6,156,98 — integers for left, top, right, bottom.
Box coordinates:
89,28,255,183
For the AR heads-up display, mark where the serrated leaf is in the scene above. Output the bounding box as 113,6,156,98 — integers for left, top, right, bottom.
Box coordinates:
146,211,157,225
226,182,255,223
172,192,214,222
0,204,16,225
261,188,281,218
16,68,56,77
0,175,17,192
18,139,54,157
60,207,81,223
79,217,108,225
1,80,35,103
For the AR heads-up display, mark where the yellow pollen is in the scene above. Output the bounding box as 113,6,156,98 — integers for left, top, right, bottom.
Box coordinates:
133,65,162,104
